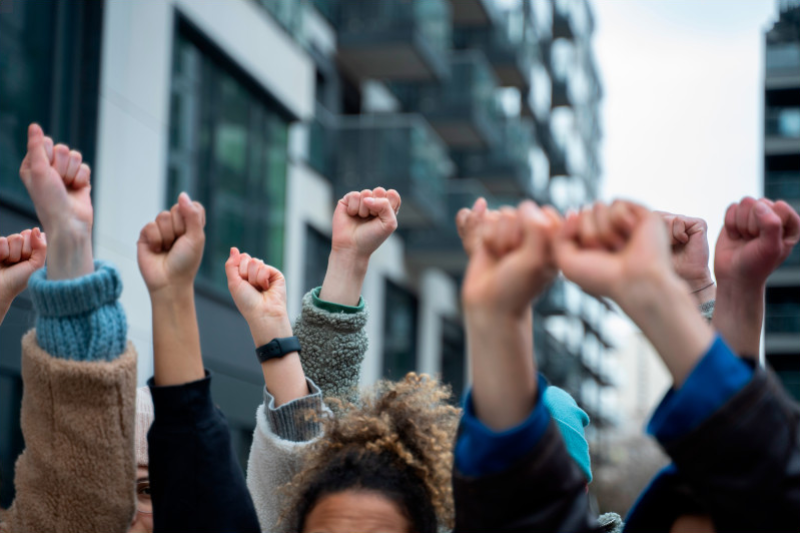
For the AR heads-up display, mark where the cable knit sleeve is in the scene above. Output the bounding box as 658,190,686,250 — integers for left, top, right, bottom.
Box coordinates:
27,260,127,361
294,288,369,403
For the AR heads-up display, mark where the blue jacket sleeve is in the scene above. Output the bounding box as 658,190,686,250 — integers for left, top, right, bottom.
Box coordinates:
148,373,260,533
455,374,550,478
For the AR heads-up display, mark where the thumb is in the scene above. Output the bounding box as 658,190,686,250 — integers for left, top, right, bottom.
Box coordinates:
363,197,398,231
29,228,47,270
518,201,551,252
24,124,50,185
753,202,782,250
225,247,242,285
178,192,205,237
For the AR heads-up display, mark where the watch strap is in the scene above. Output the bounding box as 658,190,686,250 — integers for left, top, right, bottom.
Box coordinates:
256,336,301,363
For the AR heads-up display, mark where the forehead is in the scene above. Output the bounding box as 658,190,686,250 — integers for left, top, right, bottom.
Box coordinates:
303,490,411,533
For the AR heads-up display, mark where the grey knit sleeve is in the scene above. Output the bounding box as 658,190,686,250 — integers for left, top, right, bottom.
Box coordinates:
294,289,369,403
699,299,715,322
263,378,324,442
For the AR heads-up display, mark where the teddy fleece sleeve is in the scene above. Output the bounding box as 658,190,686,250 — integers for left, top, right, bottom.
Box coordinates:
2,262,137,533
294,287,368,403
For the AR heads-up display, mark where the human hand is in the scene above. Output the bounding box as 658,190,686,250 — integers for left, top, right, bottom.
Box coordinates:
225,248,292,347
0,229,47,313
657,211,715,303
462,202,561,318
714,197,800,289
332,188,401,261
137,193,206,297
19,123,93,280
456,197,489,257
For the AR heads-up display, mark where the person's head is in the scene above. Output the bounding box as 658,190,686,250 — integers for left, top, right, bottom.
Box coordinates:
129,387,154,533
285,373,460,533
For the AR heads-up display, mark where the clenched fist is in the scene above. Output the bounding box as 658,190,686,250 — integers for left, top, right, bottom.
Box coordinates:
137,193,206,295
657,212,714,298
0,229,47,309
333,188,401,260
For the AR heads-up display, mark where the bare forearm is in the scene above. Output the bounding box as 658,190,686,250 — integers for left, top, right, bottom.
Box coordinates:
620,274,715,387
248,314,309,406
712,283,763,358
151,288,205,386
319,250,368,307
46,228,94,281
466,309,537,432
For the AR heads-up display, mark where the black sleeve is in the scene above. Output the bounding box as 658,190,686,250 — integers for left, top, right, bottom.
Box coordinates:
662,368,800,533
148,373,261,533
453,420,602,533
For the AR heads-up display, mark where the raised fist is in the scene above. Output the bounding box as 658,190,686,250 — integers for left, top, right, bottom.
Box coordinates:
0,229,47,306
137,193,206,294
225,248,292,346
656,212,713,293
714,197,800,288
555,201,674,305
462,202,561,317
456,197,489,257
332,188,401,260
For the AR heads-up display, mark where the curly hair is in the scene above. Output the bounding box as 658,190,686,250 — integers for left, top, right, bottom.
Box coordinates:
282,372,461,532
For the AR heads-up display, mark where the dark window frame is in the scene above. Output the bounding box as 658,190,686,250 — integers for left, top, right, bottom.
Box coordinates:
382,279,420,380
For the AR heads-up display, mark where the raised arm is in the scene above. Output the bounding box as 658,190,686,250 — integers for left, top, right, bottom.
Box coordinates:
712,197,800,358
137,194,260,533
3,124,136,533
0,228,47,324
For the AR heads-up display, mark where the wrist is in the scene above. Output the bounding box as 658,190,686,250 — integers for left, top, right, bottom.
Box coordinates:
688,276,716,306
149,283,195,305
249,314,293,347
319,250,368,307
46,228,94,281
614,268,683,316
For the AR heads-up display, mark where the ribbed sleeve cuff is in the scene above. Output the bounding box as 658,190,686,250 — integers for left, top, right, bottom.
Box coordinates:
301,289,368,332
29,260,127,362
148,372,215,428
311,287,365,314
263,378,324,442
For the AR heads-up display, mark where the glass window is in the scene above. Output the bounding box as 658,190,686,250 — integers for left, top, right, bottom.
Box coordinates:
383,280,419,380
168,27,289,293
304,225,331,295
440,317,466,403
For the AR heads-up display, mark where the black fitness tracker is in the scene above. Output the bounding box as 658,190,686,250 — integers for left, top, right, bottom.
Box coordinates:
255,336,301,363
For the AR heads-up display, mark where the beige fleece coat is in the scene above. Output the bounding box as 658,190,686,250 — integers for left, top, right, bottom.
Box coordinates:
0,330,137,533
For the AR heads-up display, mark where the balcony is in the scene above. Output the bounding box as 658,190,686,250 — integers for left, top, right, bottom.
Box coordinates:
453,15,533,89
552,0,575,40
335,114,452,228
766,43,800,89
336,0,451,81
448,0,498,27
765,108,800,156
307,105,337,179
403,179,495,273
765,171,800,202
451,117,535,197
391,51,502,148
256,0,305,39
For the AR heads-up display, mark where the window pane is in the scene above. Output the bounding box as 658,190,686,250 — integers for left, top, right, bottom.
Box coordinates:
304,225,331,296
383,281,419,380
440,317,465,403
168,26,289,293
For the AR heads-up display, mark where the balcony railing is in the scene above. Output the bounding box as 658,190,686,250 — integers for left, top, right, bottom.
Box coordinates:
256,0,305,39
336,0,451,81
448,0,499,27
403,179,496,273
766,108,800,138
766,312,800,334
451,117,535,197
307,105,337,179
766,43,800,76
335,113,452,228
391,51,502,148
765,171,800,201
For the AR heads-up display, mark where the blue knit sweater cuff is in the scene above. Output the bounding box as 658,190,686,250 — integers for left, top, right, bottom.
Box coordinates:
28,260,128,362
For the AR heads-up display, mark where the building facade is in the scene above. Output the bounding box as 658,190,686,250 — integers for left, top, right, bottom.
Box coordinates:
764,0,800,400
0,0,610,505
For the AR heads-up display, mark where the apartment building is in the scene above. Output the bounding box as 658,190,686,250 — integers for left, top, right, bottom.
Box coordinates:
764,0,800,399
0,0,610,505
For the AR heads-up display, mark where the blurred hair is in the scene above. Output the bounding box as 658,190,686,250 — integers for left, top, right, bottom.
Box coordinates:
283,372,460,532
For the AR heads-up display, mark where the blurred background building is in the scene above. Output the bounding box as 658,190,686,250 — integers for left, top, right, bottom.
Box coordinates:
764,0,800,400
0,0,612,506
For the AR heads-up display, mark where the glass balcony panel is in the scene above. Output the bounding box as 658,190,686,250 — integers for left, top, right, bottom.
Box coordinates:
307,105,337,178
766,107,800,138
765,171,800,201
766,43,800,75
335,114,450,228
336,0,451,81
256,0,306,40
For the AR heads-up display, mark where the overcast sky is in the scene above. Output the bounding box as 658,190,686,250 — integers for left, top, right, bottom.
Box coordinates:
593,0,778,269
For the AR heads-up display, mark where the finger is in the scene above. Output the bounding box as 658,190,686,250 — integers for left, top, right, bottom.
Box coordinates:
373,187,387,199
456,207,471,235
170,203,186,237
723,203,740,240
387,189,402,214
0,237,9,263
53,144,70,177
473,197,488,215
593,202,624,250
672,217,689,245
518,201,549,248
25,124,50,184
177,192,205,236
248,258,262,288
363,197,398,232
579,206,601,248
29,228,47,269
20,230,33,261
736,197,757,239
239,253,252,279
156,211,176,250
753,201,783,251
256,263,271,291
65,150,83,184
771,200,800,246
358,189,373,218
139,222,163,253
225,247,242,285
496,207,521,255
73,163,91,188
608,200,637,238
346,192,360,216
7,234,23,263
44,136,54,163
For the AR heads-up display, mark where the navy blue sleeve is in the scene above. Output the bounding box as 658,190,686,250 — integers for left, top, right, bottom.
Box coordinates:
648,335,753,443
148,373,260,533
455,374,550,477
